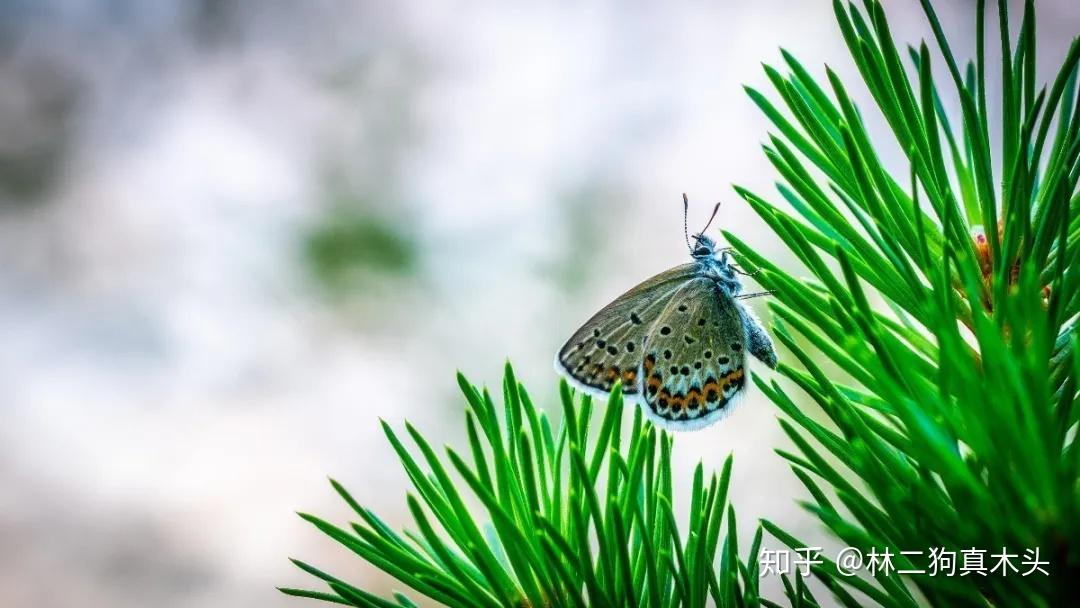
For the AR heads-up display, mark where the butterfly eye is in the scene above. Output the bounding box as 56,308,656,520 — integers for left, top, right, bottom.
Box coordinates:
693,246,711,256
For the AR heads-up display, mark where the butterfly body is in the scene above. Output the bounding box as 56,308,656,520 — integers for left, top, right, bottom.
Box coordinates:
555,232,776,431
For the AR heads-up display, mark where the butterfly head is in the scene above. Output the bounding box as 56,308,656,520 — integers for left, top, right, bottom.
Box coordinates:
683,194,724,253
692,232,739,290
683,194,726,261
690,233,718,258
682,194,739,293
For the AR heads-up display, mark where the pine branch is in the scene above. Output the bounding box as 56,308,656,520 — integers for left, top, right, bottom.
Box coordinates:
731,1,1080,606
284,364,767,607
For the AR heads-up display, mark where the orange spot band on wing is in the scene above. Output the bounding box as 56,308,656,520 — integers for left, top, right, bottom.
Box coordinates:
643,354,656,374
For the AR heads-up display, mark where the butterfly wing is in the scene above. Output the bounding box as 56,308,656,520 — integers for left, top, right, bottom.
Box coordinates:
556,263,698,396
639,278,749,430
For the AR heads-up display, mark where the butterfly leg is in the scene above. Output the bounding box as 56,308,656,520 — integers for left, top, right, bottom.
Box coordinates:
735,290,775,299
718,249,761,277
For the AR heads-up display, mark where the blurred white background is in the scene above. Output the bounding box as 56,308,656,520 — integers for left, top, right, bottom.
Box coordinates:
1,1,1077,606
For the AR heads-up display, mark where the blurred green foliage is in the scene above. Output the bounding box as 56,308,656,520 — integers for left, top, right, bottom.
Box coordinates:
304,206,417,291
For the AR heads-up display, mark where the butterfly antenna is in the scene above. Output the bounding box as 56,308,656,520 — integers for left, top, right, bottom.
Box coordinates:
700,201,722,235
682,193,692,252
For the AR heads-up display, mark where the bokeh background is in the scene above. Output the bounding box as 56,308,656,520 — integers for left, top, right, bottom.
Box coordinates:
2,1,1077,606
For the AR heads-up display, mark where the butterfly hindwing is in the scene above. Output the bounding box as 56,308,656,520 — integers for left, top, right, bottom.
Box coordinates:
556,263,698,396
640,277,748,430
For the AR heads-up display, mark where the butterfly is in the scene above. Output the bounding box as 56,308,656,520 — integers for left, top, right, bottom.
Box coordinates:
555,195,777,431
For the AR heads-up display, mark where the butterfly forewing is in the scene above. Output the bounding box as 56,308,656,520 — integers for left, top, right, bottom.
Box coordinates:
556,263,698,396
640,278,748,430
